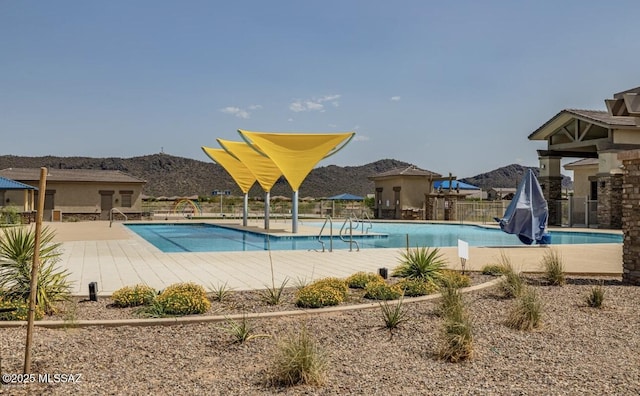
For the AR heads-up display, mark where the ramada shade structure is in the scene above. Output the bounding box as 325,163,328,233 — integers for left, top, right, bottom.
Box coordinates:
202,131,355,233
238,130,355,233
217,139,284,230
201,147,257,226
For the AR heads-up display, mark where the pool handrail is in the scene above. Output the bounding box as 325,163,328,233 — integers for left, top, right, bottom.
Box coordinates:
339,217,360,252
316,216,333,252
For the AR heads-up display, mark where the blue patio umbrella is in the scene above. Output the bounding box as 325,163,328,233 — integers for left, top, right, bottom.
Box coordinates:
326,193,364,200
433,180,480,190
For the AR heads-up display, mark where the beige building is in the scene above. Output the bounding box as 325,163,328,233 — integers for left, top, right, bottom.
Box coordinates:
528,86,640,228
368,165,450,220
0,168,146,221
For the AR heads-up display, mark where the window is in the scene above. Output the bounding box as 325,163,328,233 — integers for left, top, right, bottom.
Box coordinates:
119,190,133,208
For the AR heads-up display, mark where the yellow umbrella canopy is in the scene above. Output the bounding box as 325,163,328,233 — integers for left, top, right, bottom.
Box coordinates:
238,130,355,191
201,147,257,194
217,139,283,192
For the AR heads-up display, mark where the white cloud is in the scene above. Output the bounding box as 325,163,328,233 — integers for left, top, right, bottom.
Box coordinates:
390,96,401,101
287,118,294,122
220,104,261,119
289,94,341,112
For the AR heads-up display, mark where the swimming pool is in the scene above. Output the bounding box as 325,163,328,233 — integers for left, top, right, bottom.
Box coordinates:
125,222,623,253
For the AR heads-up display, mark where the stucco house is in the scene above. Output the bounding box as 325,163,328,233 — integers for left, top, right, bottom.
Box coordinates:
528,86,640,228
368,165,456,220
0,168,146,221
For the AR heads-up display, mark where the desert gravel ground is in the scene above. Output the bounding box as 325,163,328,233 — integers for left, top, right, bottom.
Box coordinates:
1,275,639,395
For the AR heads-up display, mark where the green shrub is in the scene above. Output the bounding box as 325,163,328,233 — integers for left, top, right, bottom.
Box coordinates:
505,287,543,331
0,226,71,314
392,247,446,281
112,284,157,307
396,278,437,297
267,324,327,387
542,248,565,286
586,284,605,308
156,282,211,315
346,272,383,289
222,314,269,344
481,264,505,276
438,275,464,319
296,285,344,308
0,206,21,225
437,270,471,289
0,298,44,321
310,278,348,299
495,253,524,299
364,280,403,301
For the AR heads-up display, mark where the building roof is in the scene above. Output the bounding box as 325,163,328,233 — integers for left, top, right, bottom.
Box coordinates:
0,176,38,190
368,165,441,179
564,158,599,169
0,168,146,184
528,109,639,140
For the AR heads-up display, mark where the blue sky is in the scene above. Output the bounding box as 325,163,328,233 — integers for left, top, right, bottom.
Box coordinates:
1,1,639,178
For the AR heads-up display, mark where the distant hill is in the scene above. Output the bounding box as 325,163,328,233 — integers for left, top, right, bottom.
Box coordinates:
0,155,571,197
0,154,412,198
460,164,573,190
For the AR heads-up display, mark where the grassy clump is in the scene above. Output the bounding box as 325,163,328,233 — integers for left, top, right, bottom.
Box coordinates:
438,277,473,362
364,280,403,301
296,278,349,308
0,226,71,314
541,249,565,286
345,272,383,289
505,287,543,331
156,282,211,315
586,284,605,308
481,264,505,276
0,298,44,321
437,270,471,289
396,278,438,297
267,324,327,387
496,252,525,299
112,284,157,307
392,247,446,281
379,296,408,331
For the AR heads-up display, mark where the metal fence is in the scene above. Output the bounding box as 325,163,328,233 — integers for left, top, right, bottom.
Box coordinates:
455,201,509,224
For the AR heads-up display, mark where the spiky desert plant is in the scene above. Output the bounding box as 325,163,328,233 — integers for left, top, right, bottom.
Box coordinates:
439,312,474,363
267,323,328,387
261,278,289,306
505,286,543,331
541,248,565,286
438,274,464,318
209,281,234,302
392,246,446,281
586,283,605,308
0,226,71,314
379,296,408,330
222,313,269,344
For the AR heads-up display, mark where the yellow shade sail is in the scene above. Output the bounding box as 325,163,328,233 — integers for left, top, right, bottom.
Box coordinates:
201,147,257,194
217,139,283,192
238,130,355,191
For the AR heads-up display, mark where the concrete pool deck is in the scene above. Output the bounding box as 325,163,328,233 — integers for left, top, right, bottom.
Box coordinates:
43,220,623,296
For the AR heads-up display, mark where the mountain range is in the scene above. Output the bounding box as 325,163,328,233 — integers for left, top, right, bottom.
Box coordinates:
0,154,571,198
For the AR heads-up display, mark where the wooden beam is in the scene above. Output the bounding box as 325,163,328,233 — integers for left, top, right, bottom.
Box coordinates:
537,150,598,158
578,122,592,142
561,126,575,141
549,138,610,151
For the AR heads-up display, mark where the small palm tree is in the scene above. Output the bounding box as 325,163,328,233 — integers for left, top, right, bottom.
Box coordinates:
0,226,71,314
392,247,446,281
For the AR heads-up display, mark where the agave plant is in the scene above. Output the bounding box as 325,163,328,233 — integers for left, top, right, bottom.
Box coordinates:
392,247,447,281
0,226,71,314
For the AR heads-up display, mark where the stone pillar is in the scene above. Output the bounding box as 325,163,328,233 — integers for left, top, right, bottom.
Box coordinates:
596,174,623,229
444,194,459,221
538,155,562,226
375,188,383,219
618,150,640,285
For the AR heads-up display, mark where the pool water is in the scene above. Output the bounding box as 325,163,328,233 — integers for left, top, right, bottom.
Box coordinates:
125,222,622,253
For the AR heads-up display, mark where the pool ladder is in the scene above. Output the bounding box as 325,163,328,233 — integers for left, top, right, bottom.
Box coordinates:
315,215,365,252
109,208,128,227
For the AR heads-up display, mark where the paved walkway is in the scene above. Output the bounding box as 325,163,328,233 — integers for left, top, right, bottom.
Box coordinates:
43,220,623,296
